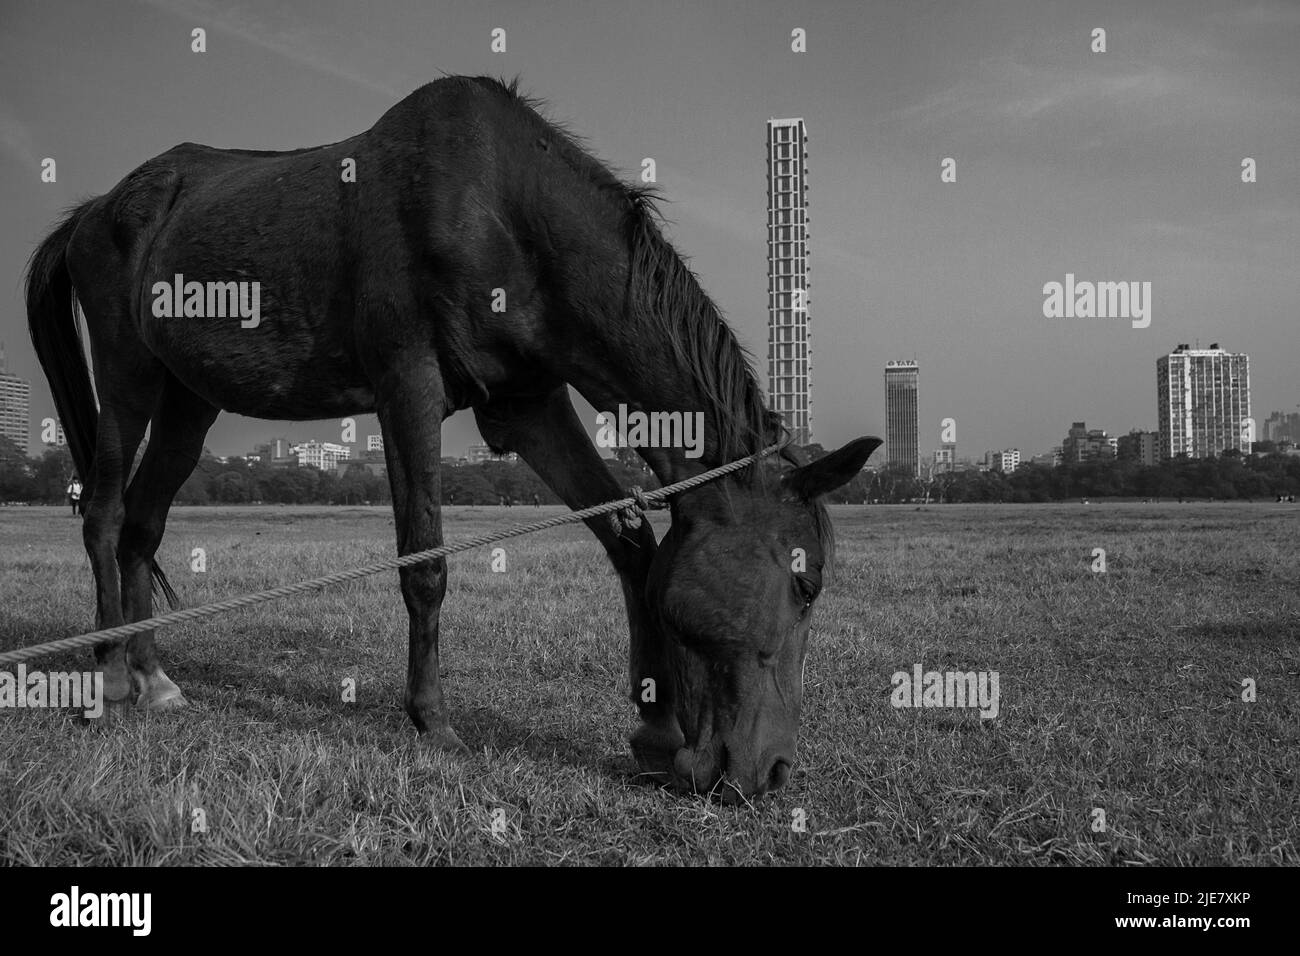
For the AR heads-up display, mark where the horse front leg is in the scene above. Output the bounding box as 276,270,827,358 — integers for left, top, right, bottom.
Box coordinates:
473,388,685,778
375,367,465,751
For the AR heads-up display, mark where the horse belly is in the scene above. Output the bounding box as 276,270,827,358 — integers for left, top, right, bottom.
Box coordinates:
149,330,376,419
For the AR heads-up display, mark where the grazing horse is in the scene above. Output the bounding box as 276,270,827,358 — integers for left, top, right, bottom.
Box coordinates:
26,76,880,800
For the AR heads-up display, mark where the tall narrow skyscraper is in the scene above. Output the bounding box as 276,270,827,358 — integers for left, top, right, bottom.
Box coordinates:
1157,343,1251,459
885,360,919,476
0,342,32,451
766,118,812,445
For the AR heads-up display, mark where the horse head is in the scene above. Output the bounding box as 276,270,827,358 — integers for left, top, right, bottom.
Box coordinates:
633,436,882,800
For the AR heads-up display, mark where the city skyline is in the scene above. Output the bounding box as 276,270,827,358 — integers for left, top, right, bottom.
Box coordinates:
4,341,1293,470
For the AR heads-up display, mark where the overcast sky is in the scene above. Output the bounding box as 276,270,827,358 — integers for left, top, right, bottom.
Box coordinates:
2,0,1296,460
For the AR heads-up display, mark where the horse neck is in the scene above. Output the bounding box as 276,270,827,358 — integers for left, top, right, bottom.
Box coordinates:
551,248,766,489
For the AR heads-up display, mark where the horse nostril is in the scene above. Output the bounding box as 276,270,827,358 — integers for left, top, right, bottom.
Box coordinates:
768,758,792,791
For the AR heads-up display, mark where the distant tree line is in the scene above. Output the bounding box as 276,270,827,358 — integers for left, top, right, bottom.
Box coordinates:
3,435,1296,507
853,451,1300,505
0,437,653,507
0,437,78,503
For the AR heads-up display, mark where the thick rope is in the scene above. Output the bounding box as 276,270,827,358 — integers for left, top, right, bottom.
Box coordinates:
0,443,783,667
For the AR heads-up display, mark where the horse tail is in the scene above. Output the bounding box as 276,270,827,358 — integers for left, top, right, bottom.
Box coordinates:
26,203,179,611
26,205,96,507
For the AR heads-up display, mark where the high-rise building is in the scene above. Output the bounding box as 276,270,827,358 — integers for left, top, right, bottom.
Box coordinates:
0,342,31,450
291,440,350,472
366,434,384,453
1117,429,1159,466
467,443,519,465
987,449,1021,474
885,361,919,476
1157,343,1251,459
1062,422,1118,462
253,437,296,465
1262,410,1300,444
766,117,812,445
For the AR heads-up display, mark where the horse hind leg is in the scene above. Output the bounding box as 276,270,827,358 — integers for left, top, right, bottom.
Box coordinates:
66,192,173,721
118,377,219,710
79,363,162,721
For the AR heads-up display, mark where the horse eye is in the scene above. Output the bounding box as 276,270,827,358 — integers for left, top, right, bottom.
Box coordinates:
793,575,819,608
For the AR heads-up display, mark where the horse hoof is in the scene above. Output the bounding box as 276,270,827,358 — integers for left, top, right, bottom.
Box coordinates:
629,720,684,777
420,726,470,754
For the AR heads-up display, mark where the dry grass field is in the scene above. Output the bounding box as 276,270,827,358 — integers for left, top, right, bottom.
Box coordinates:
1,501,1296,865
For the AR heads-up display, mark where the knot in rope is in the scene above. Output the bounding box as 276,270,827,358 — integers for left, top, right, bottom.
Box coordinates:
609,484,658,534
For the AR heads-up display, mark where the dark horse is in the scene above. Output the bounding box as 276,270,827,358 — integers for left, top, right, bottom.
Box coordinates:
27,77,879,800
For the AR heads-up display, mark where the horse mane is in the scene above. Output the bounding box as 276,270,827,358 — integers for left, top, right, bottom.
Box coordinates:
622,192,785,467
467,76,782,467
621,205,834,559
468,77,832,556
619,203,837,558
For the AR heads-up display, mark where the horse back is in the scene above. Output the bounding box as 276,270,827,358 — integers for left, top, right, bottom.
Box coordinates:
68,78,560,419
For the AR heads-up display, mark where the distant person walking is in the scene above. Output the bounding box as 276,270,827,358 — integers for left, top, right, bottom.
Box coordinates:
533,493,540,507
66,476,82,515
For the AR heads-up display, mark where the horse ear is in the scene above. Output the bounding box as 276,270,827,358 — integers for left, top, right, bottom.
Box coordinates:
782,436,882,500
